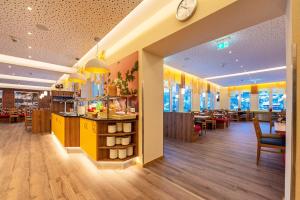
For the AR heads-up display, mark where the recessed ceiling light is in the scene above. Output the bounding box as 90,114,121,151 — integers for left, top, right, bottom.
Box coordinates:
228,50,232,54
28,56,32,59
27,32,32,35
27,6,32,11
28,46,32,49
240,65,243,68
8,65,11,69
205,66,286,80
235,59,239,62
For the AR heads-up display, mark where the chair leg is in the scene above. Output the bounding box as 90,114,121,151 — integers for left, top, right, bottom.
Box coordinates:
256,145,261,165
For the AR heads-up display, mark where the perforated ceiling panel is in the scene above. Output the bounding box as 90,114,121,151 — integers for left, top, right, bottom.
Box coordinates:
165,15,286,86
0,0,142,66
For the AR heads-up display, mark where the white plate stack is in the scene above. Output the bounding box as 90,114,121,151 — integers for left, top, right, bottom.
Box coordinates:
123,123,132,133
127,146,133,156
109,149,118,159
106,136,116,146
118,149,127,159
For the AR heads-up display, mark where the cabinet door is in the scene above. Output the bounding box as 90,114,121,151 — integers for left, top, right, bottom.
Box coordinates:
55,115,65,146
80,118,97,160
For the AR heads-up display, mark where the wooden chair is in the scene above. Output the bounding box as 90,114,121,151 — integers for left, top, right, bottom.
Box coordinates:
253,117,285,165
9,109,19,123
25,108,32,131
201,121,207,135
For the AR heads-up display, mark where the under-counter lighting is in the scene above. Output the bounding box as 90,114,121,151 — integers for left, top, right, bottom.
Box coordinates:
0,74,56,83
205,66,286,80
0,54,76,73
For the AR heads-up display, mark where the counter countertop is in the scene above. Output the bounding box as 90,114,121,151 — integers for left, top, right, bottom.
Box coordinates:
56,112,80,117
53,113,137,121
81,116,137,122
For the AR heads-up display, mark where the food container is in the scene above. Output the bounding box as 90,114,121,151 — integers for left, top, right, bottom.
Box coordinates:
106,136,116,146
123,123,132,133
118,149,127,159
127,146,133,156
121,136,131,145
115,137,121,145
109,149,118,159
108,125,117,133
116,123,123,132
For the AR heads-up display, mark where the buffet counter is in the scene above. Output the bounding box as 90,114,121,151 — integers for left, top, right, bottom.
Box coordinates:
51,113,138,165
51,113,80,147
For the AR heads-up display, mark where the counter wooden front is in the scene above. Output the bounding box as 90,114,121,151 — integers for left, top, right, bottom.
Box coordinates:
51,113,80,147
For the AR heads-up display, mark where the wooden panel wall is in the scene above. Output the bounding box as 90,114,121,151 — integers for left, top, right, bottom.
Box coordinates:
163,112,198,142
32,109,51,133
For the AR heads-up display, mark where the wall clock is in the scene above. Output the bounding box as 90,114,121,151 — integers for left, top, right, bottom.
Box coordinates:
176,0,198,21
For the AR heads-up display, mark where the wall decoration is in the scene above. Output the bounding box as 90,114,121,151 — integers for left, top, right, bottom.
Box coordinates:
104,52,139,96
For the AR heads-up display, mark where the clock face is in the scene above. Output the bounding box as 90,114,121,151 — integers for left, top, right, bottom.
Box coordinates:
176,0,197,21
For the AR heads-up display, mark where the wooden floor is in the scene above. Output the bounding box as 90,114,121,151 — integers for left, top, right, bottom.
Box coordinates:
146,122,285,200
0,123,202,200
0,122,284,200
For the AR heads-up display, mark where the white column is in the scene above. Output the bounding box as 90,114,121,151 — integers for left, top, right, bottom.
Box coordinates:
139,50,163,165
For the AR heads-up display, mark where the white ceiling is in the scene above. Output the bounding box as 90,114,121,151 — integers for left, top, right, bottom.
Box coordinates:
164,15,286,86
0,0,142,88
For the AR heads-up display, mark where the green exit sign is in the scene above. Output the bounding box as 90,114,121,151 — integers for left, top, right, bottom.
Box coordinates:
217,41,230,50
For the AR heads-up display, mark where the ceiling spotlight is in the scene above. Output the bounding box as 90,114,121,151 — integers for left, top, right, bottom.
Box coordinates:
28,46,32,49
27,6,32,11
28,56,32,59
235,59,239,62
228,50,232,54
240,65,243,68
27,32,32,35
8,65,11,69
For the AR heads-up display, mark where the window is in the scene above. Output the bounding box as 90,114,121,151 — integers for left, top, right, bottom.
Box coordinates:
272,89,285,111
207,92,214,110
200,93,206,111
183,87,192,112
92,83,103,97
241,91,250,110
258,89,270,110
163,87,170,112
230,91,239,111
172,84,179,112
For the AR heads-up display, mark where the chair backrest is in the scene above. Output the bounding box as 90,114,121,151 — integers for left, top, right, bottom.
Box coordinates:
253,117,262,140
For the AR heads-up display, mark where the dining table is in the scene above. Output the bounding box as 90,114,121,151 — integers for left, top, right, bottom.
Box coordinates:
274,121,286,136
